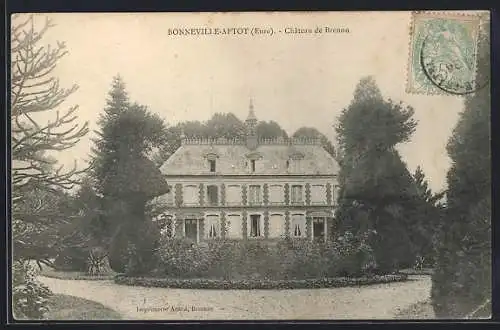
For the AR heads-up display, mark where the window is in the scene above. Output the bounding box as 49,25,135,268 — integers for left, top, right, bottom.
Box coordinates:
289,159,301,172
291,185,303,204
249,214,262,237
291,214,306,238
226,214,242,239
249,185,261,205
311,184,326,205
251,159,256,172
269,184,283,205
183,185,198,206
226,185,241,206
269,214,285,238
184,219,198,241
313,217,326,241
205,215,220,239
207,185,218,206
209,159,216,172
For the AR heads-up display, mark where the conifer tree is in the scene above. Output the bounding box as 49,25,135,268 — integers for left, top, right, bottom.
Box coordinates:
431,18,491,318
335,76,420,271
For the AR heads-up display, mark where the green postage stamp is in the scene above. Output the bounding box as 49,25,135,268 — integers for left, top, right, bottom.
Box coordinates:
407,11,483,95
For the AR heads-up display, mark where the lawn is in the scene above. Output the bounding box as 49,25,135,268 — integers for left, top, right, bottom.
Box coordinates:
44,294,122,320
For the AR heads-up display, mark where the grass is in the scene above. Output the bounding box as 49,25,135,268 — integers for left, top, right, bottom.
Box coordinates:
40,265,116,280
44,294,122,320
394,299,436,319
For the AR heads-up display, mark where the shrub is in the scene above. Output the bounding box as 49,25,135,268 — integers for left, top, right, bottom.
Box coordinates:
12,260,53,320
154,237,211,278
109,220,160,275
53,247,88,272
114,273,408,290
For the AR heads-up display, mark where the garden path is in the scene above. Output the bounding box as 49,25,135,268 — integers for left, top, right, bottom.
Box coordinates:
39,275,432,320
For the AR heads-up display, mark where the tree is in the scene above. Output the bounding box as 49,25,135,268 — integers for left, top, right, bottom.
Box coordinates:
431,18,491,318
334,76,419,272
292,126,336,158
91,76,169,273
256,120,288,139
11,14,89,319
11,15,89,202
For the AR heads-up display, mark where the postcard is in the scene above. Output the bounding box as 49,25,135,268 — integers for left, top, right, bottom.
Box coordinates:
10,11,491,321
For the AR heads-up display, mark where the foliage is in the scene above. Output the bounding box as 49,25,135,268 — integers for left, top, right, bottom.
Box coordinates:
90,76,169,272
334,76,424,272
153,232,377,281
13,261,53,320
11,14,89,200
108,220,161,275
431,19,491,318
11,14,89,267
115,272,407,290
292,126,336,158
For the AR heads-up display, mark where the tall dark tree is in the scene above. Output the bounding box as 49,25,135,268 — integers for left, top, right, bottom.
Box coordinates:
335,76,420,272
431,19,491,318
90,76,169,273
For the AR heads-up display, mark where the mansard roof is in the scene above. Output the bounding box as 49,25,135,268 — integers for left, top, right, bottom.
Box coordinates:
159,137,338,176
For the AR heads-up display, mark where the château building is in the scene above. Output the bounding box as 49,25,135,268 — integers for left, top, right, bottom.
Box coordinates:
155,100,340,243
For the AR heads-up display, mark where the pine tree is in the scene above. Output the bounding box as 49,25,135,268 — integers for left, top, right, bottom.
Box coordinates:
431,18,491,318
90,76,169,273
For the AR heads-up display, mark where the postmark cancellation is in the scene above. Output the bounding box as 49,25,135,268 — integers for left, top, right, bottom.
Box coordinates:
406,11,484,95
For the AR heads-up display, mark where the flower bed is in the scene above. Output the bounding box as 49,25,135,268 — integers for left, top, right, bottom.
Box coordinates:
114,273,408,290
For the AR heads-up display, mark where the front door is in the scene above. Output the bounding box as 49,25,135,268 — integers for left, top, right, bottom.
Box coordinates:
184,219,198,242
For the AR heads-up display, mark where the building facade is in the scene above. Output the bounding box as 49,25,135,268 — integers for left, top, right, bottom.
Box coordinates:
155,101,340,243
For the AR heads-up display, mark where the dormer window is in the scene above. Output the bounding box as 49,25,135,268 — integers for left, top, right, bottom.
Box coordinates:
204,151,219,173
209,159,216,172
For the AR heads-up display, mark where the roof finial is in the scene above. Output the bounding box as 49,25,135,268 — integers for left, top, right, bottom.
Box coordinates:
247,98,257,122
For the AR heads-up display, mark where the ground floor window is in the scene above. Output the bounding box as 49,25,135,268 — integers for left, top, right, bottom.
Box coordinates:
205,215,220,239
184,219,199,241
249,214,262,237
312,217,326,241
291,214,306,238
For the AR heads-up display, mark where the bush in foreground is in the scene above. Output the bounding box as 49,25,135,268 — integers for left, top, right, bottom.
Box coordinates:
13,261,53,320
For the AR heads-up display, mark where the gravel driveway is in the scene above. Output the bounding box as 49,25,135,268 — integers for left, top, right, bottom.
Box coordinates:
39,275,432,320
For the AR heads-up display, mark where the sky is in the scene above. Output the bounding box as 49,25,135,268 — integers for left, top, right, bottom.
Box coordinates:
13,12,472,192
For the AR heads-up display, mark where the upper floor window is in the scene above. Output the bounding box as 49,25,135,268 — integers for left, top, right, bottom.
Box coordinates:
291,185,303,204
209,159,216,172
226,185,241,206
311,184,326,205
207,185,219,206
249,185,262,205
183,185,198,206
251,159,256,173
269,184,284,205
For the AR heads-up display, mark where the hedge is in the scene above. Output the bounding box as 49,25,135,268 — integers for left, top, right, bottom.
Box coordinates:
114,273,408,290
